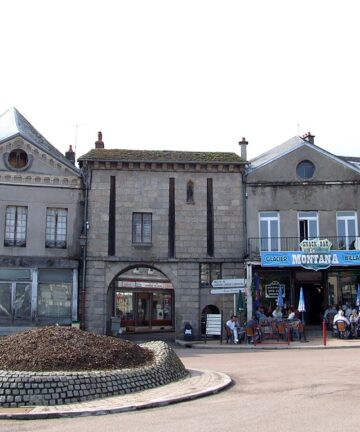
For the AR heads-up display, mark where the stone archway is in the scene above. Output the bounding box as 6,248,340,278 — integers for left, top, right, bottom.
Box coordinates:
107,266,175,335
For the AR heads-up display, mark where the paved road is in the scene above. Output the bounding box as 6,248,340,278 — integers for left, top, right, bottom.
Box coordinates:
1,346,360,432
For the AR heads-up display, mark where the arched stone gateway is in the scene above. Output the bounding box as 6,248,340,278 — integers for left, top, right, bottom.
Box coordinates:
108,266,175,335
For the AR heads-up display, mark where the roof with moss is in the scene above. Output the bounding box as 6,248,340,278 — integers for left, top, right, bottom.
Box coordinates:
78,148,245,164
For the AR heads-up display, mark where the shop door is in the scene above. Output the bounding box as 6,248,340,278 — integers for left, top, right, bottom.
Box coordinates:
295,283,324,325
136,292,151,327
0,282,32,325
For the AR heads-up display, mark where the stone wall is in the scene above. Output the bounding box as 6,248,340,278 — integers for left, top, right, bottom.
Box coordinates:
0,341,188,408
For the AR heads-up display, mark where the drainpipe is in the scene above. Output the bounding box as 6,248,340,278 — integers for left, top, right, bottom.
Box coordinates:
80,163,90,330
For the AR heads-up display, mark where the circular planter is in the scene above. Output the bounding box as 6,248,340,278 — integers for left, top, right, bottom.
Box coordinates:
0,341,188,408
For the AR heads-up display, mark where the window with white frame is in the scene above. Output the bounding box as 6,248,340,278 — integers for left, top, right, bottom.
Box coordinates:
259,212,280,251
337,211,358,250
4,206,27,247
298,211,319,241
132,212,152,244
46,208,68,248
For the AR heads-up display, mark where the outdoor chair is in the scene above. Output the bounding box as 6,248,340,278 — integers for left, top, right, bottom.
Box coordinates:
335,320,348,339
276,321,287,341
291,320,302,341
245,326,255,344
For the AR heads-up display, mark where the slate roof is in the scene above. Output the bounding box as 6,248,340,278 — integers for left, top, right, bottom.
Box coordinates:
0,107,80,173
337,156,360,170
78,148,245,164
248,135,360,174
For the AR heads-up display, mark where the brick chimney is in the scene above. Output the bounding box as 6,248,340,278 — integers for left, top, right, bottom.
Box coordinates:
65,145,76,165
302,132,315,144
95,131,104,149
239,137,248,160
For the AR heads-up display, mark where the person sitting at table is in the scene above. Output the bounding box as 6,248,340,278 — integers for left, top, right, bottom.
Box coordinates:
272,306,283,319
255,306,267,322
226,315,240,344
287,306,296,320
324,304,337,330
349,309,359,337
333,310,350,336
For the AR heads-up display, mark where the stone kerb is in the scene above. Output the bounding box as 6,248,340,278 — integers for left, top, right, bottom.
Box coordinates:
0,341,188,408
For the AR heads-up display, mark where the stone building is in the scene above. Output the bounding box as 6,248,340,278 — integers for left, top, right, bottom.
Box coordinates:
78,135,247,338
0,108,82,334
245,133,360,323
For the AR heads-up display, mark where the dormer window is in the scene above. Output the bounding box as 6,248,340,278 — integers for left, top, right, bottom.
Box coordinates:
8,149,28,169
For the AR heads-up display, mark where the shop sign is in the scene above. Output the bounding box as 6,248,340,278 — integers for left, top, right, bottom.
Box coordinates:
261,238,360,271
265,281,286,299
118,281,173,289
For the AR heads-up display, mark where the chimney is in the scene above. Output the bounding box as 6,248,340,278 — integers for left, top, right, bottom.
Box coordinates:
65,145,76,165
239,137,248,160
95,131,104,149
302,132,315,145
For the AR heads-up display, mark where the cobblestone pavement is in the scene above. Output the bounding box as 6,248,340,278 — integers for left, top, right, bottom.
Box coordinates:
0,369,231,419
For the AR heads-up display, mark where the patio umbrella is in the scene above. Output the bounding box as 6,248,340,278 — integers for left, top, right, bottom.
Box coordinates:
237,290,245,311
298,287,306,323
356,284,360,307
276,286,284,308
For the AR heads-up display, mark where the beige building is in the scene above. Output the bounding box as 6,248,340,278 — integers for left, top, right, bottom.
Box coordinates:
245,133,360,323
0,108,82,334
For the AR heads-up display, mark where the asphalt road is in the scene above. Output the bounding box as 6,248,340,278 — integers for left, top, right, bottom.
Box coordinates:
1,346,360,432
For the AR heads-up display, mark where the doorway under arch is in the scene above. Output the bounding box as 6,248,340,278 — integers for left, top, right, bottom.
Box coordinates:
110,266,174,333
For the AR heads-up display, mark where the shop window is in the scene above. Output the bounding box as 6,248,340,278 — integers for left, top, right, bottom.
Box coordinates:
200,263,222,288
37,270,72,319
0,283,11,318
45,208,68,248
4,206,27,247
336,211,358,250
132,212,152,244
259,212,280,251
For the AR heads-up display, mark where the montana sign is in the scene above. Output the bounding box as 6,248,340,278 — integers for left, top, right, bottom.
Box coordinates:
261,239,360,271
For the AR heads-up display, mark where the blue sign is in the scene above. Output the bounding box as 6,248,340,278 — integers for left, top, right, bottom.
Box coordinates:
261,250,360,271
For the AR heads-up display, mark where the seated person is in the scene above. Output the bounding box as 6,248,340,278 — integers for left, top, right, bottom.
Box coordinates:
333,310,350,333
349,309,359,336
225,315,240,344
287,306,296,320
255,306,267,322
272,306,283,319
245,316,261,343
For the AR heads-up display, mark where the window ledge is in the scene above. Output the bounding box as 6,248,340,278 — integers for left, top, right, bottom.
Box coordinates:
132,243,153,248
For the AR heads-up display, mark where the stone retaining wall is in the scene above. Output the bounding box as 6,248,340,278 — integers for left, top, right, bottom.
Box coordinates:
0,341,188,408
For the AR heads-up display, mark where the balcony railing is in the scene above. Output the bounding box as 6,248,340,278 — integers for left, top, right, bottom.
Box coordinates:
248,236,359,258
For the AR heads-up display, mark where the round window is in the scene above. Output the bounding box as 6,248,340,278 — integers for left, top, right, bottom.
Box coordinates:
8,149,28,169
296,160,315,180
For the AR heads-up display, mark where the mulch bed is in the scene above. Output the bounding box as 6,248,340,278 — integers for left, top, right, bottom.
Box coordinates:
0,326,154,372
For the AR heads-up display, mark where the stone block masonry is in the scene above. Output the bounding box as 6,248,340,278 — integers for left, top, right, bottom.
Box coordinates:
0,341,188,408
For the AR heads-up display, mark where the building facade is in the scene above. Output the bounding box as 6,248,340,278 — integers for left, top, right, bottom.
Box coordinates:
0,108,83,334
245,133,360,323
78,136,247,338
